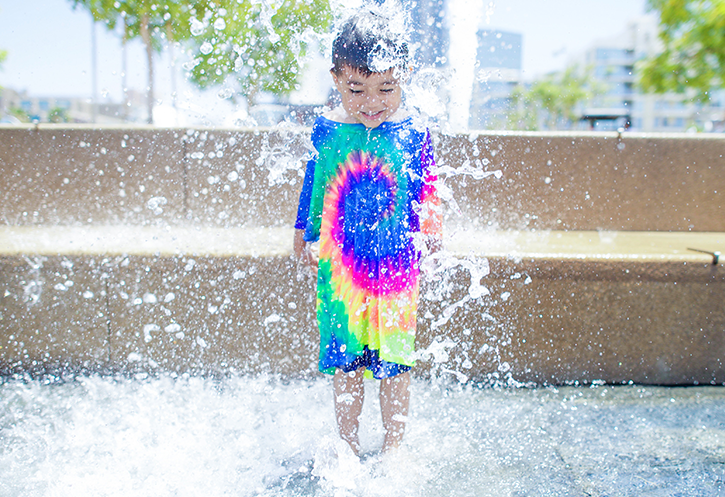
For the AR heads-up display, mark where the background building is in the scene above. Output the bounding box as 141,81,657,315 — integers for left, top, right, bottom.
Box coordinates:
406,0,449,68
582,16,725,132
0,87,146,124
468,29,523,130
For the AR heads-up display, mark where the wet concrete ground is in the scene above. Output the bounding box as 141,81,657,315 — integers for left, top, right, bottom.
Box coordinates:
413,383,725,496
1,375,724,496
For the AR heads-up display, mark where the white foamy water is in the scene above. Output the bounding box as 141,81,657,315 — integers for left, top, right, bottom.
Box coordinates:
1,375,724,496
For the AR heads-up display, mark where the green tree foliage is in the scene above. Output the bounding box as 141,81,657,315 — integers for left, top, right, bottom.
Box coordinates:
185,0,331,105
8,107,30,123
639,0,725,101
71,1,197,123
0,48,7,90
0,4,6,80
71,1,331,116
507,65,601,131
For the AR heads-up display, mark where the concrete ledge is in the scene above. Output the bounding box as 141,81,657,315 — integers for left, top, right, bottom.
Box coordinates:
3,225,721,262
0,226,293,257
1,226,722,384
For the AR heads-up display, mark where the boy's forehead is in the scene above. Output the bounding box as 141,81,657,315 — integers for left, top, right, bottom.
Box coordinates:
341,66,399,85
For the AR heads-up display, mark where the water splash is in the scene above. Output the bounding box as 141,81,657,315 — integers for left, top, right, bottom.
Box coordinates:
21,256,46,305
2,375,723,496
256,124,312,187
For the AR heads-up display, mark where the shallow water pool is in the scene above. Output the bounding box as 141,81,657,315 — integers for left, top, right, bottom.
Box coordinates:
1,374,724,496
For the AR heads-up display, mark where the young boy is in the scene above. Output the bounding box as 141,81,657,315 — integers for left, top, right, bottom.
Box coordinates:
294,9,442,456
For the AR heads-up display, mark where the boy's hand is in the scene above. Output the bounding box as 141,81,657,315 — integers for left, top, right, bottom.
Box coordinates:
294,229,319,270
427,238,442,254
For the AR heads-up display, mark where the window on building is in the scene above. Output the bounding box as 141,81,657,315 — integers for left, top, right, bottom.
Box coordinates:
595,48,633,61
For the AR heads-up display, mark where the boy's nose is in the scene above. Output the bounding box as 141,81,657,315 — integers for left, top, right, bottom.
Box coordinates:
365,94,381,107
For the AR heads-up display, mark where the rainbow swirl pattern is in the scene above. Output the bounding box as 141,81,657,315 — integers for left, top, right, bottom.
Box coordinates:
303,117,441,375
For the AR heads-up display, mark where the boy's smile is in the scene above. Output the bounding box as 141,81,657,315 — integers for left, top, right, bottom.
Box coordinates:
332,66,403,128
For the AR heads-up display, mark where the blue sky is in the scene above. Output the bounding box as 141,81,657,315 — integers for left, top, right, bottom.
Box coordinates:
0,0,650,104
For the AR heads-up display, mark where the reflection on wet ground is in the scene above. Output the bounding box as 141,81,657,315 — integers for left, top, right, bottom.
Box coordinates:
1,375,723,496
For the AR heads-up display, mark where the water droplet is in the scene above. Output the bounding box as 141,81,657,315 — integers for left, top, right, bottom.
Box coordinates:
190,18,205,36
264,314,282,325
218,88,234,100
200,42,214,55
147,197,167,215
143,324,160,342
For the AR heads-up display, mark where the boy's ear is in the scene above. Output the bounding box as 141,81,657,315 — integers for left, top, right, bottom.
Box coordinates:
330,70,343,92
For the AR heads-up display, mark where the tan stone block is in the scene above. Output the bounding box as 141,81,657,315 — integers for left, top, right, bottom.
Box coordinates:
440,133,725,232
0,255,109,372
182,128,309,227
106,254,318,375
0,128,186,225
417,257,725,385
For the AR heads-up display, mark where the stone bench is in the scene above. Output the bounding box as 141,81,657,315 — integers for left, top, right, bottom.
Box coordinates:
1,226,722,385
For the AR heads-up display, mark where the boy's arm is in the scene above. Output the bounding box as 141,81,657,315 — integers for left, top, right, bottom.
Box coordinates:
294,229,306,259
420,130,443,254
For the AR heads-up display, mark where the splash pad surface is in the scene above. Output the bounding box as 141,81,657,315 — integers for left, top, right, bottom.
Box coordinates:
2,374,724,496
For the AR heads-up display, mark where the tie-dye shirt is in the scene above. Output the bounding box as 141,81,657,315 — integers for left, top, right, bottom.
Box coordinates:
295,115,441,375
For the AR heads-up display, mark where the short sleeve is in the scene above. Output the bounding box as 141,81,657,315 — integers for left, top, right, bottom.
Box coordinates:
294,157,316,230
419,131,443,237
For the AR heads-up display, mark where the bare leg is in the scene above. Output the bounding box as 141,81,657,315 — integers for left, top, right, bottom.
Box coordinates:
334,368,365,456
379,371,411,452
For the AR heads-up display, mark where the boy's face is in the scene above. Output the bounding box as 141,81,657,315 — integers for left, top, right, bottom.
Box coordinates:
332,66,402,128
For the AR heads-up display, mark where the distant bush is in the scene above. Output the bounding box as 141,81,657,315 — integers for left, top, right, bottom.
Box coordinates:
48,107,69,123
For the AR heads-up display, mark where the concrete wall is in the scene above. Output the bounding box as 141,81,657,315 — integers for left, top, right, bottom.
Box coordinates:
0,126,306,227
2,126,723,231
1,125,723,385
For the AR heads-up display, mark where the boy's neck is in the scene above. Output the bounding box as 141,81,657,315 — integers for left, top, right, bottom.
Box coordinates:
324,106,409,126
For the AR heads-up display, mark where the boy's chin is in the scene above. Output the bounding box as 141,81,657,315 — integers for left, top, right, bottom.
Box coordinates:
359,118,385,128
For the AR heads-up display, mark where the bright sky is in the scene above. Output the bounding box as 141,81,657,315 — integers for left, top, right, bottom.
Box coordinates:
0,0,651,118
481,0,650,78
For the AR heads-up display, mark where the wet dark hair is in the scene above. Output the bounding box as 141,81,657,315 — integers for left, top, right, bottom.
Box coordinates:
331,10,409,76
